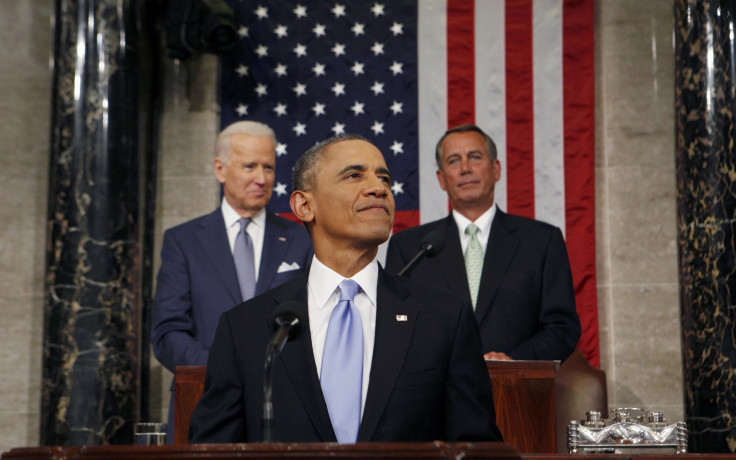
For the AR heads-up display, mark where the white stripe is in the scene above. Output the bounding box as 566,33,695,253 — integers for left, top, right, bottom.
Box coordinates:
418,0,448,224
475,0,507,211
532,0,565,233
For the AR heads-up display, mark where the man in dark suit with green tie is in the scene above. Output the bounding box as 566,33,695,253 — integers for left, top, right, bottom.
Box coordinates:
386,124,580,362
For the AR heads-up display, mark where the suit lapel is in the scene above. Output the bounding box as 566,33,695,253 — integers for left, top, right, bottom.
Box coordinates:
474,210,518,323
273,277,336,442
358,270,416,441
436,216,472,301
196,209,242,304
256,212,290,294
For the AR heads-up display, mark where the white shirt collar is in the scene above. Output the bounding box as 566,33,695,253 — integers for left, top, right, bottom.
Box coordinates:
452,203,496,236
221,197,266,229
452,204,496,253
308,255,379,310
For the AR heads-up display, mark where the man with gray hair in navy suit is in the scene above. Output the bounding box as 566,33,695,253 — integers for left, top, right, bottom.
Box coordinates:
152,121,313,442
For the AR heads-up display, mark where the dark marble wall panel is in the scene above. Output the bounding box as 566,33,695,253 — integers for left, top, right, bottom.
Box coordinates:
675,0,736,453
41,0,156,445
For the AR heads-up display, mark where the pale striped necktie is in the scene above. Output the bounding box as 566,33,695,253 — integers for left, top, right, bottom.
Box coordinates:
233,217,255,301
464,223,484,310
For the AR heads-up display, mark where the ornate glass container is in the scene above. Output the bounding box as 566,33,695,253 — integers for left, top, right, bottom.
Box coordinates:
568,408,687,454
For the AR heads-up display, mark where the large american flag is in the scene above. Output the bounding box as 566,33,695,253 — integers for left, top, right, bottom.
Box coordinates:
219,0,598,366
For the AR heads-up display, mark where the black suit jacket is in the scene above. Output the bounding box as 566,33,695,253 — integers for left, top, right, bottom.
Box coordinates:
385,209,580,361
188,269,502,443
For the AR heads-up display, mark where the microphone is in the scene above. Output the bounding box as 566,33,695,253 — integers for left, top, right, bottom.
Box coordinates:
397,229,445,277
267,307,303,356
262,301,304,443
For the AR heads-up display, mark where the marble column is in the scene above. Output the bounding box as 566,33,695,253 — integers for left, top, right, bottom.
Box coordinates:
675,0,736,453
41,0,156,445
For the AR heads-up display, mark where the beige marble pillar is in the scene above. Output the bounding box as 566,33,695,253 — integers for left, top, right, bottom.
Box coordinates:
0,0,53,453
595,0,684,423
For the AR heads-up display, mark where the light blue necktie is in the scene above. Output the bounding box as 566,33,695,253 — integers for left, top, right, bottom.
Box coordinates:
320,279,363,443
233,217,255,301
465,223,484,310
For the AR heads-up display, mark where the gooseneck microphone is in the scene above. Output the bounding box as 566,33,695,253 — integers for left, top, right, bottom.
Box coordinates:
397,229,446,276
262,301,304,443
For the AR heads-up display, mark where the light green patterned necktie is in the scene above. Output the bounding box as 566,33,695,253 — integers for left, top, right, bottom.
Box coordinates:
464,223,484,310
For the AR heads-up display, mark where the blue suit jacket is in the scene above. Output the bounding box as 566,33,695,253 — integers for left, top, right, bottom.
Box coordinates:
152,208,313,373
385,209,580,361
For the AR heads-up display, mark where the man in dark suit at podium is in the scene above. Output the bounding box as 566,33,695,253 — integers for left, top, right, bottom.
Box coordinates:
386,124,580,362
189,134,502,443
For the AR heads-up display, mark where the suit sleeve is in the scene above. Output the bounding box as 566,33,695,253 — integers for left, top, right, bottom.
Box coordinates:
444,300,504,442
507,227,581,361
188,311,247,443
151,229,209,372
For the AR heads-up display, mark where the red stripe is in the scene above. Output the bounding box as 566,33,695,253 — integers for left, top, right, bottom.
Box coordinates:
277,212,301,223
562,0,598,367
393,210,419,234
505,0,534,218
446,0,475,128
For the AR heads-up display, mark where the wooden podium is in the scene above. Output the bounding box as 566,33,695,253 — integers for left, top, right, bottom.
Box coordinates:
174,366,207,445
1,443,520,459
173,361,558,453
486,360,559,453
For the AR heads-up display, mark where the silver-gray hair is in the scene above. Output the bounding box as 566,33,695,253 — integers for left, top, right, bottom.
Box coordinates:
215,121,277,164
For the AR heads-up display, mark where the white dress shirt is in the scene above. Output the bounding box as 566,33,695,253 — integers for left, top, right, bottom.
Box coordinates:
452,203,496,255
307,255,377,416
221,198,266,280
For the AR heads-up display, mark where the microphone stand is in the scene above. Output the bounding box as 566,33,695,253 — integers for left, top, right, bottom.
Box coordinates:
262,315,299,443
398,243,433,276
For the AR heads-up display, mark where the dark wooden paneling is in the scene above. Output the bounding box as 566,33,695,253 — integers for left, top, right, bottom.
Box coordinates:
487,360,558,453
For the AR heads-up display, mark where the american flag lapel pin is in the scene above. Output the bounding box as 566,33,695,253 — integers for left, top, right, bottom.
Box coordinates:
278,237,286,242
395,314,408,322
